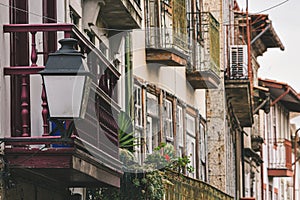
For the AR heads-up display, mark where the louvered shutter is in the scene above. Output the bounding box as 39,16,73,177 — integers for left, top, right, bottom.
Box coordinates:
229,45,248,79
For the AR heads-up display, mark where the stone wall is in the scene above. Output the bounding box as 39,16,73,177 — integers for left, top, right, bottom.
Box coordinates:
164,170,234,200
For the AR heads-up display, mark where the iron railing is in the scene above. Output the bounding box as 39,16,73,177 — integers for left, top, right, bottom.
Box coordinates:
186,12,220,76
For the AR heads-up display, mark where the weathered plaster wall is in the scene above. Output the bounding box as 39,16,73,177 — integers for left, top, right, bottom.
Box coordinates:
132,29,206,117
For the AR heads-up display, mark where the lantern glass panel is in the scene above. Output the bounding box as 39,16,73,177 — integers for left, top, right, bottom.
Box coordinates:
43,75,86,119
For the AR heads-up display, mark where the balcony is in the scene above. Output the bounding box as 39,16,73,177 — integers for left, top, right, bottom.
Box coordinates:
145,27,189,66
145,0,189,66
268,139,293,177
93,0,142,29
3,24,122,187
225,79,253,127
186,12,220,89
225,44,253,126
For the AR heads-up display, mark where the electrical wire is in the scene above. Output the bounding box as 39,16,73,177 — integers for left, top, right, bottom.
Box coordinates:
255,0,290,14
0,2,61,23
219,0,290,26
207,0,289,15
0,2,132,32
0,0,290,29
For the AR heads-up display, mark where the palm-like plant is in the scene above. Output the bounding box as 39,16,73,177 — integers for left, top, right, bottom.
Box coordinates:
118,111,138,150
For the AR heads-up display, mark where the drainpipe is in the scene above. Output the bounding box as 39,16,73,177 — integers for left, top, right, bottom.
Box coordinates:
261,143,264,200
242,130,246,197
246,0,253,99
125,33,133,117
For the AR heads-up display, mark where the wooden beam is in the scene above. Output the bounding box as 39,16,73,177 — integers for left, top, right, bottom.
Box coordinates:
146,51,187,66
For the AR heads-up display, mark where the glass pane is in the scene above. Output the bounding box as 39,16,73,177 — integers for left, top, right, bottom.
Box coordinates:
44,75,85,118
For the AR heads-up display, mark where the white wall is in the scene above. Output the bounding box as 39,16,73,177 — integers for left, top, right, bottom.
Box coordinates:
131,29,207,117
0,0,11,138
28,0,43,136
296,161,300,200
28,0,67,136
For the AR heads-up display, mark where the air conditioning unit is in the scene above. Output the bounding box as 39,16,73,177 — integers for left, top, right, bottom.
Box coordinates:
229,45,248,79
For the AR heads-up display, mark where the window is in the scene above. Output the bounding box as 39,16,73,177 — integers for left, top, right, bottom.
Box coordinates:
133,85,143,163
199,122,206,181
147,92,159,116
146,92,159,154
146,116,155,154
186,135,196,178
70,6,80,27
176,105,184,156
10,0,29,136
100,41,108,58
269,185,273,200
281,181,284,199
43,0,57,62
134,85,142,127
134,129,142,164
164,99,173,141
186,114,196,178
285,111,289,139
272,105,277,144
264,188,267,200
186,114,196,137
274,190,278,200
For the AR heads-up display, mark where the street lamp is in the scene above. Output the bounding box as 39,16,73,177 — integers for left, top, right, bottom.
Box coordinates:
40,38,91,120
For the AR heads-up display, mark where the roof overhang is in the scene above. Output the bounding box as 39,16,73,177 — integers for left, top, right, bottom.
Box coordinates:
250,14,284,50
234,12,285,56
259,78,300,112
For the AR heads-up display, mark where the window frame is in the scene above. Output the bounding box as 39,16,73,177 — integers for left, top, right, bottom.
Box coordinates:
186,112,196,178
134,85,143,128
164,98,174,141
10,0,30,136
199,120,207,181
176,105,184,156
146,91,160,155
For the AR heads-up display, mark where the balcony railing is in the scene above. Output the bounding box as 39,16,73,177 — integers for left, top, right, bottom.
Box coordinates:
268,139,293,177
164,170,233,200
145,27,189,66
198,12,220,75
145,0,189,66
3,23,122,187
146,27,189,54
186,12,220,89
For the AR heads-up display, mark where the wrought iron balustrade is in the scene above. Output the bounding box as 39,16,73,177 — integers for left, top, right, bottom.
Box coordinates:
186,12,220,74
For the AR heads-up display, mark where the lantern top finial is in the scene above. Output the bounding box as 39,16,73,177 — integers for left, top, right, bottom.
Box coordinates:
57,38,78,54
